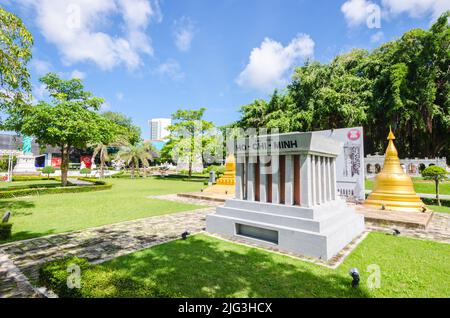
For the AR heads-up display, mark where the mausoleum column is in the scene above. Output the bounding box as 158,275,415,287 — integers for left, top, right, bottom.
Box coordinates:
284,155,294,205
331,158,337,200
247,157,255,201
320,157,326,204
300,154,312,207
271,155,280,204
315,155,322,205
259,156,268,203
325,157,332,201
310,155,316,205
235,155,244,200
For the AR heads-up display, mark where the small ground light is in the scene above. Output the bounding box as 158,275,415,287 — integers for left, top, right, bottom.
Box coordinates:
2,211,11,223
393,229,401,236
349,268,360,288
181,231,190,240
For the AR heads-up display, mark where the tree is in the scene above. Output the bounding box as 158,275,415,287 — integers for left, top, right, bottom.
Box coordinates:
0,7,33,129
116,143,154,178
236,11,450,164
42,166,55,179
21,73,118,186
422,166,448,206
168,108,214,178
101,111,142,145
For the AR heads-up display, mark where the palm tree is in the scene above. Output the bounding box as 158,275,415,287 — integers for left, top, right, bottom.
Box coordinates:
116,143,154,178
91,137,128,178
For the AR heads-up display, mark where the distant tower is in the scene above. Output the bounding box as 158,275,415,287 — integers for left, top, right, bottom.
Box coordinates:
149,118,171,141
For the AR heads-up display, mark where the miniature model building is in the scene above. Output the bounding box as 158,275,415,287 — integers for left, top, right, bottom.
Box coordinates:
206,132,365,261
204,154,236,195
364,128,425,212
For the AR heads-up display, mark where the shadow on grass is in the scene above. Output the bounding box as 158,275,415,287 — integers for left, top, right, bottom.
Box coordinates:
0,199,35,211
98,236,370,298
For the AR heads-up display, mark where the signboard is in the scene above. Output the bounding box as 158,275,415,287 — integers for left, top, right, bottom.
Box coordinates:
80,156,92,169
314,127,365,200
51,157,62,168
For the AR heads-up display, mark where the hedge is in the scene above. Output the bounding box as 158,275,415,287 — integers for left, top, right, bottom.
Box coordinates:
0,222,12,240
12,176,59,182
39,256,178,298
422,197,450,207
0,179,112,199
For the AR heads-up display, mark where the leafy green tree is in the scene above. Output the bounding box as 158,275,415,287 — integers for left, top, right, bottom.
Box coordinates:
101,111,142,145
167,108,214,178
41,166,55,179
422,166,448,206
0,7,33,128
236,11,450,163
21,73,118,186
116,143,154,178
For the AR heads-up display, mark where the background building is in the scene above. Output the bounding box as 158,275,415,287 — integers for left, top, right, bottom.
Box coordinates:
149,118,171,142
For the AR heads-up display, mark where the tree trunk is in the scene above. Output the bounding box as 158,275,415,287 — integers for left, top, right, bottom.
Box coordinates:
188,160,192,179
60,145,69,187
436,179,441,206
130,162,135,179
100,159,104,179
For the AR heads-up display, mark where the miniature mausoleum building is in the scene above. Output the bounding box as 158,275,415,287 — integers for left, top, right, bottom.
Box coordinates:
206,132,365,261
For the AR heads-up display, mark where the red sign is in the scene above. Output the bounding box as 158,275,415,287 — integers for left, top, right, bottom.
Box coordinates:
347,129,361,141
80,156,92,169
51,157,62,168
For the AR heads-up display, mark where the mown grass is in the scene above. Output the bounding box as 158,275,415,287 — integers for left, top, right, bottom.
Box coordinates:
69,232,450,298
0,178,204,243
365,179,450,195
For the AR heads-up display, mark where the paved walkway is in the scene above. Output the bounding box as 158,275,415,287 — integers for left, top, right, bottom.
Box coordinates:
0,208,213,298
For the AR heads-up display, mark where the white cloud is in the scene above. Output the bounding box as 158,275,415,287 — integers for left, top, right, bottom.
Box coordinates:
116,92,124,101
341,0,376,26
382,0,450,20
236,34,315,92
370,31,384,43
156,59,185,81
16,0,161,70
342,0,450,27
71,70,86,79
31,59,52,75
173,16,195,52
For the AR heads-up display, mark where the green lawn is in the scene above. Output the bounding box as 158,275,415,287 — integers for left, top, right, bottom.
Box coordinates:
428,205,450,214
0,178,205,243
70,232,450,298
365,179,450,195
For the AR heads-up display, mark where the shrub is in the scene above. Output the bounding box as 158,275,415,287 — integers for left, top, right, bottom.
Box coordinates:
42,166,56,179
39,256,178,298
0,181,112,199
80,168,91,177
12,176,59,182
204,165,226,178
0,222,13,240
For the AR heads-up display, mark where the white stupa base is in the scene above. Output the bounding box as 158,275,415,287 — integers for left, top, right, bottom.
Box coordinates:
13,154,39,175
206,199,365,261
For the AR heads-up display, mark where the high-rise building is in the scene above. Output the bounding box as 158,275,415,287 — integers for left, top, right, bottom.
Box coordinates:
149,118,171,141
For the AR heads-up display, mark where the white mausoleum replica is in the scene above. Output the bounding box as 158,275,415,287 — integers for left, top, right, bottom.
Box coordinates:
206,132,365,261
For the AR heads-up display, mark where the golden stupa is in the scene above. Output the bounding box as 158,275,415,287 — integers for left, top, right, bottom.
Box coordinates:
364,128,426,212
204,153,235,195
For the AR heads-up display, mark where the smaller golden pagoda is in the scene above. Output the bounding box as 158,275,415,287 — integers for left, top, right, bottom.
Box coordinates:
204,153,235,195
364,128,426,212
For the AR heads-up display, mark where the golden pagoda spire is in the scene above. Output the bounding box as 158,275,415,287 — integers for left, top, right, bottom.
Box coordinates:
364,128,426,212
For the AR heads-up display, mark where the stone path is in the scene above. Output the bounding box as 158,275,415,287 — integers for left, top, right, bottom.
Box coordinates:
0,253,40,298
0,208,213,298
366,212,450,244
68,178,94,186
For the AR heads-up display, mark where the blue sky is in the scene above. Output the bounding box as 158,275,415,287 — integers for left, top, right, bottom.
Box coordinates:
2,0,448,139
